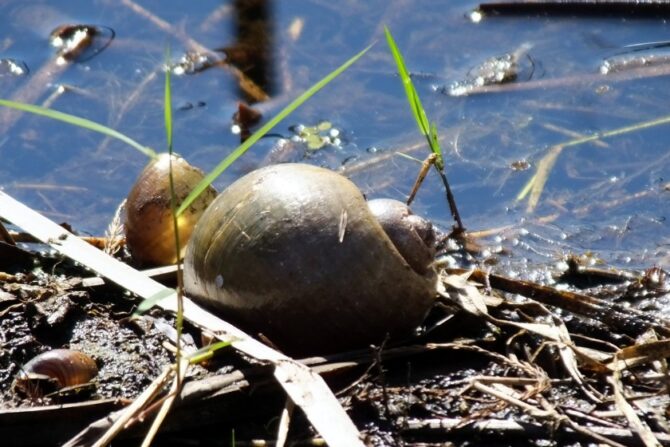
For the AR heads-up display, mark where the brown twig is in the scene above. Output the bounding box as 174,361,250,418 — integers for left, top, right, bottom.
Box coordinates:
406,153,437,206
477,1,670,17
447,268,670,338
402,417,670,445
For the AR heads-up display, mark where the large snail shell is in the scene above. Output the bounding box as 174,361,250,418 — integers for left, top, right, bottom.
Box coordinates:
125,153,217,266
183,163,437,355
14,349,98,395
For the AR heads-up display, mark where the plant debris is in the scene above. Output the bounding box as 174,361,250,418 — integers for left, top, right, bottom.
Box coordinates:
2,203,670,446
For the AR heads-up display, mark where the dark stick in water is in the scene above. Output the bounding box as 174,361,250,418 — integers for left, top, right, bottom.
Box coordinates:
478,1,670,17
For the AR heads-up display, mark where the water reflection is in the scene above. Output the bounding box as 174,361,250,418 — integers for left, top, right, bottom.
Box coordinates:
224,0,276,101
49,24,115,65
0,59,28,77
0,0,667,274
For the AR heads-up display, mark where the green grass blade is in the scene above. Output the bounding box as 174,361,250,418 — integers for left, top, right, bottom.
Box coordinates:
384,26,444,168
518,113,670,211
516,172,536,202
176,43,373,216
0,98,157,159
135,288,176,314
187,340,233,364
429,121,443,168
164,48,173,152
384,27,426,134
163,46,186,370
164,47,179,261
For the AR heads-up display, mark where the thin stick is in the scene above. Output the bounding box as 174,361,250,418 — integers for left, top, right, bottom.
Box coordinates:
541,122,608,148
478,1,670,16
447,268,670,337
609,373,661,447
472,381,553,418
437,166,465,232
276,398,295,447
406,153,436,206
403,417,670,445
90,367,173,447
140,358,190,447
0,190,364,447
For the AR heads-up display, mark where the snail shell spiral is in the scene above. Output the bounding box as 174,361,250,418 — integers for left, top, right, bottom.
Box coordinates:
184,163,437,355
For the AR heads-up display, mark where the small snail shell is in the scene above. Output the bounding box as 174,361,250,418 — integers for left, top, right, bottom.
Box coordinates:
367,198,436,275
124,153,218,266
184,163,437,355
13,349,98,395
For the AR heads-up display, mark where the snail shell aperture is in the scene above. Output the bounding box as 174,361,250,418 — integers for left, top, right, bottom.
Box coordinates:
183,163,437,355
124,153,218,266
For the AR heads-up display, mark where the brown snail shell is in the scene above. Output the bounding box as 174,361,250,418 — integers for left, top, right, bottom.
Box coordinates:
124,153,218,266
13,349,98,396
183,163,437,355
367,198,436,275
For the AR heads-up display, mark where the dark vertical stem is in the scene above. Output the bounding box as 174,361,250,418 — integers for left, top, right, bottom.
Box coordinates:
436,167,465,233
231,0,276,102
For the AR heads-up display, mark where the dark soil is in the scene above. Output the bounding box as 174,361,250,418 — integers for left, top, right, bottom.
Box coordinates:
0,266,177,408
2,242,670,447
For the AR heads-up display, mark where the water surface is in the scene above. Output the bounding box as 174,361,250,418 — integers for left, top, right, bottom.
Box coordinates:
1,0,669,273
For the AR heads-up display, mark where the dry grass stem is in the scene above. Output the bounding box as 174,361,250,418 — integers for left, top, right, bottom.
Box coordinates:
0,189,364,447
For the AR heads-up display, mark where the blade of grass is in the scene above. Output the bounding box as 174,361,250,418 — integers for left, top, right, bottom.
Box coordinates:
0,99,157,159
176,43,373,216
384,26,443,169
518,112,670,211
516,145,562,212
187,340,233,364
430,121,442,160
164,47,173,153
164,46,186,386
384,26,464,230
517,172,537,202
384,28,427,134
136,288,175,314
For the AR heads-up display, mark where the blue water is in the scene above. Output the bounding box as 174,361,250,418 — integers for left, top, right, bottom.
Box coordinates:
0,0,669,271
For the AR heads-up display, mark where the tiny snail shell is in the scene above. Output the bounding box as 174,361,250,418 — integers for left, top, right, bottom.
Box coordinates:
13,349,98,395
184,163,438,355
124,153,218,266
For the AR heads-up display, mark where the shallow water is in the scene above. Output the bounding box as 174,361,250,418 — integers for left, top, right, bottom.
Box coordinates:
0,0,669,273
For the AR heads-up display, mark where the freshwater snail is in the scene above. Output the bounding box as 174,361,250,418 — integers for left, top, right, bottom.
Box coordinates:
13,349,98,397
183,163,438,355
124,153,217,266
